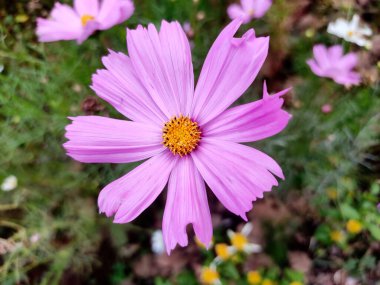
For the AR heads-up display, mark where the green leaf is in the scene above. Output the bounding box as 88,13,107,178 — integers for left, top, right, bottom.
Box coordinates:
340,204,360,220
368,224,380,241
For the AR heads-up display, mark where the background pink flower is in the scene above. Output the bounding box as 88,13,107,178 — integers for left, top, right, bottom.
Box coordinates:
36,0,134,44
64,20,291,254
307,44,361,87
227,0,272,23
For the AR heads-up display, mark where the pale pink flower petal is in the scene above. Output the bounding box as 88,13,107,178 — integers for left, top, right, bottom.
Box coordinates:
192,139,283,220
126,21,194,117
163,156,212,254
227,4,250,24
203,82,291,142
98,152,177,221
91,50,167,125
307,44,360,87
97,0,135,30
64,116,164,163
36,0,134,44
192,19,269,125
74,0,99,17
36,3,82,42
252,0,272,18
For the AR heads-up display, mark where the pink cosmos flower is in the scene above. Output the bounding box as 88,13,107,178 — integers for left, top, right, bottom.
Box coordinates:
64,20,291,254
321,104,333,114
227,0,272,23
307,44,361,87
36,0,134,44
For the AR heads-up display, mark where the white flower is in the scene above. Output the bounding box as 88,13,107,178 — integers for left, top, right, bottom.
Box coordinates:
327,14,373,48
151,230,165,254
227,223,262,254
1,175,18,191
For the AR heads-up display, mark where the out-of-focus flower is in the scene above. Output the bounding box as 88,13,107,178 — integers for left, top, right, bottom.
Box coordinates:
228,0,272,23
215,243,235,261
30,233,41,244
195,236,213,249
1,175,18,191
289,282,303,285
200,265,221,285
183,21,194,38
330,230,344,243
377,203,380,213
64,20,290,254
247,270,262,284
321,104,333,114
36,0,134,44
346,219,362,234
262,279,274,285
151,230,165,254
227,223,262,254
327,14,372,48
307,44,360,87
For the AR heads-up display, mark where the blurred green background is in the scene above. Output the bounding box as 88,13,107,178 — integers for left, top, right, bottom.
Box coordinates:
0,0,379,284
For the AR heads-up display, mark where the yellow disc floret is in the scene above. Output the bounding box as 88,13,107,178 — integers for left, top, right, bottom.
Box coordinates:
247,271,262,284
346,219,362,234
201,267,220,285
163,115,201,156
81,14,95,27
230,233,248,251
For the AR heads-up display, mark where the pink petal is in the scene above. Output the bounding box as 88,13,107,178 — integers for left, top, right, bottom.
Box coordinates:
97,0,134,30
252,0,272,18
77,20,99,44
203,82,291,142
227,4,250,24
163,156,212,254
64,116,164,163
91,50,168,126
241,0,255,11
192,139,283,220
192,20,269,125
98,151,177,222
306,59,327,77
327,45,343,60
36,3,82,42
126,21,194,117
312,44,329,69
336,53,358,70
333,71,361,86
74,0,99,16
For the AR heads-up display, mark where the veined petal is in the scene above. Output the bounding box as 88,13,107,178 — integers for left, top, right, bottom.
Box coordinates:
127,21,194,117
91,50,167,126
203,82,291,143
227,4,249,23
97,0,134,30
64,116,164,163
98,151,177,221
36,3,82,42
163,156,212,254
74,0,99,17
192,20,269,125
192,139,283,220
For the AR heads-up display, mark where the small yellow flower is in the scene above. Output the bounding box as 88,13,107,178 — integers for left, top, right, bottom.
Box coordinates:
346,220,362,234
290,282,303,285
215,243,233,261
247,271,262,284
262,279,274,285
230,233,248,251
326,187,338,200
201,266,220,285
330,230,344,243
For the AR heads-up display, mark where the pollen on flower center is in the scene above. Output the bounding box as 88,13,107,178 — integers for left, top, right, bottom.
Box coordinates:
81,15,95,27
162,115,201,156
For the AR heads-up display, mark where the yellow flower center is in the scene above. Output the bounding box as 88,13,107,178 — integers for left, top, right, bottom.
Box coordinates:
215,243,231,260
81,14,95,27
247,271,262,284
347,30,354,37
162,115,201,156
262,279,274,285
346,219,362,234
201,267,220,285
330,230,344,242
230,233,248,251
